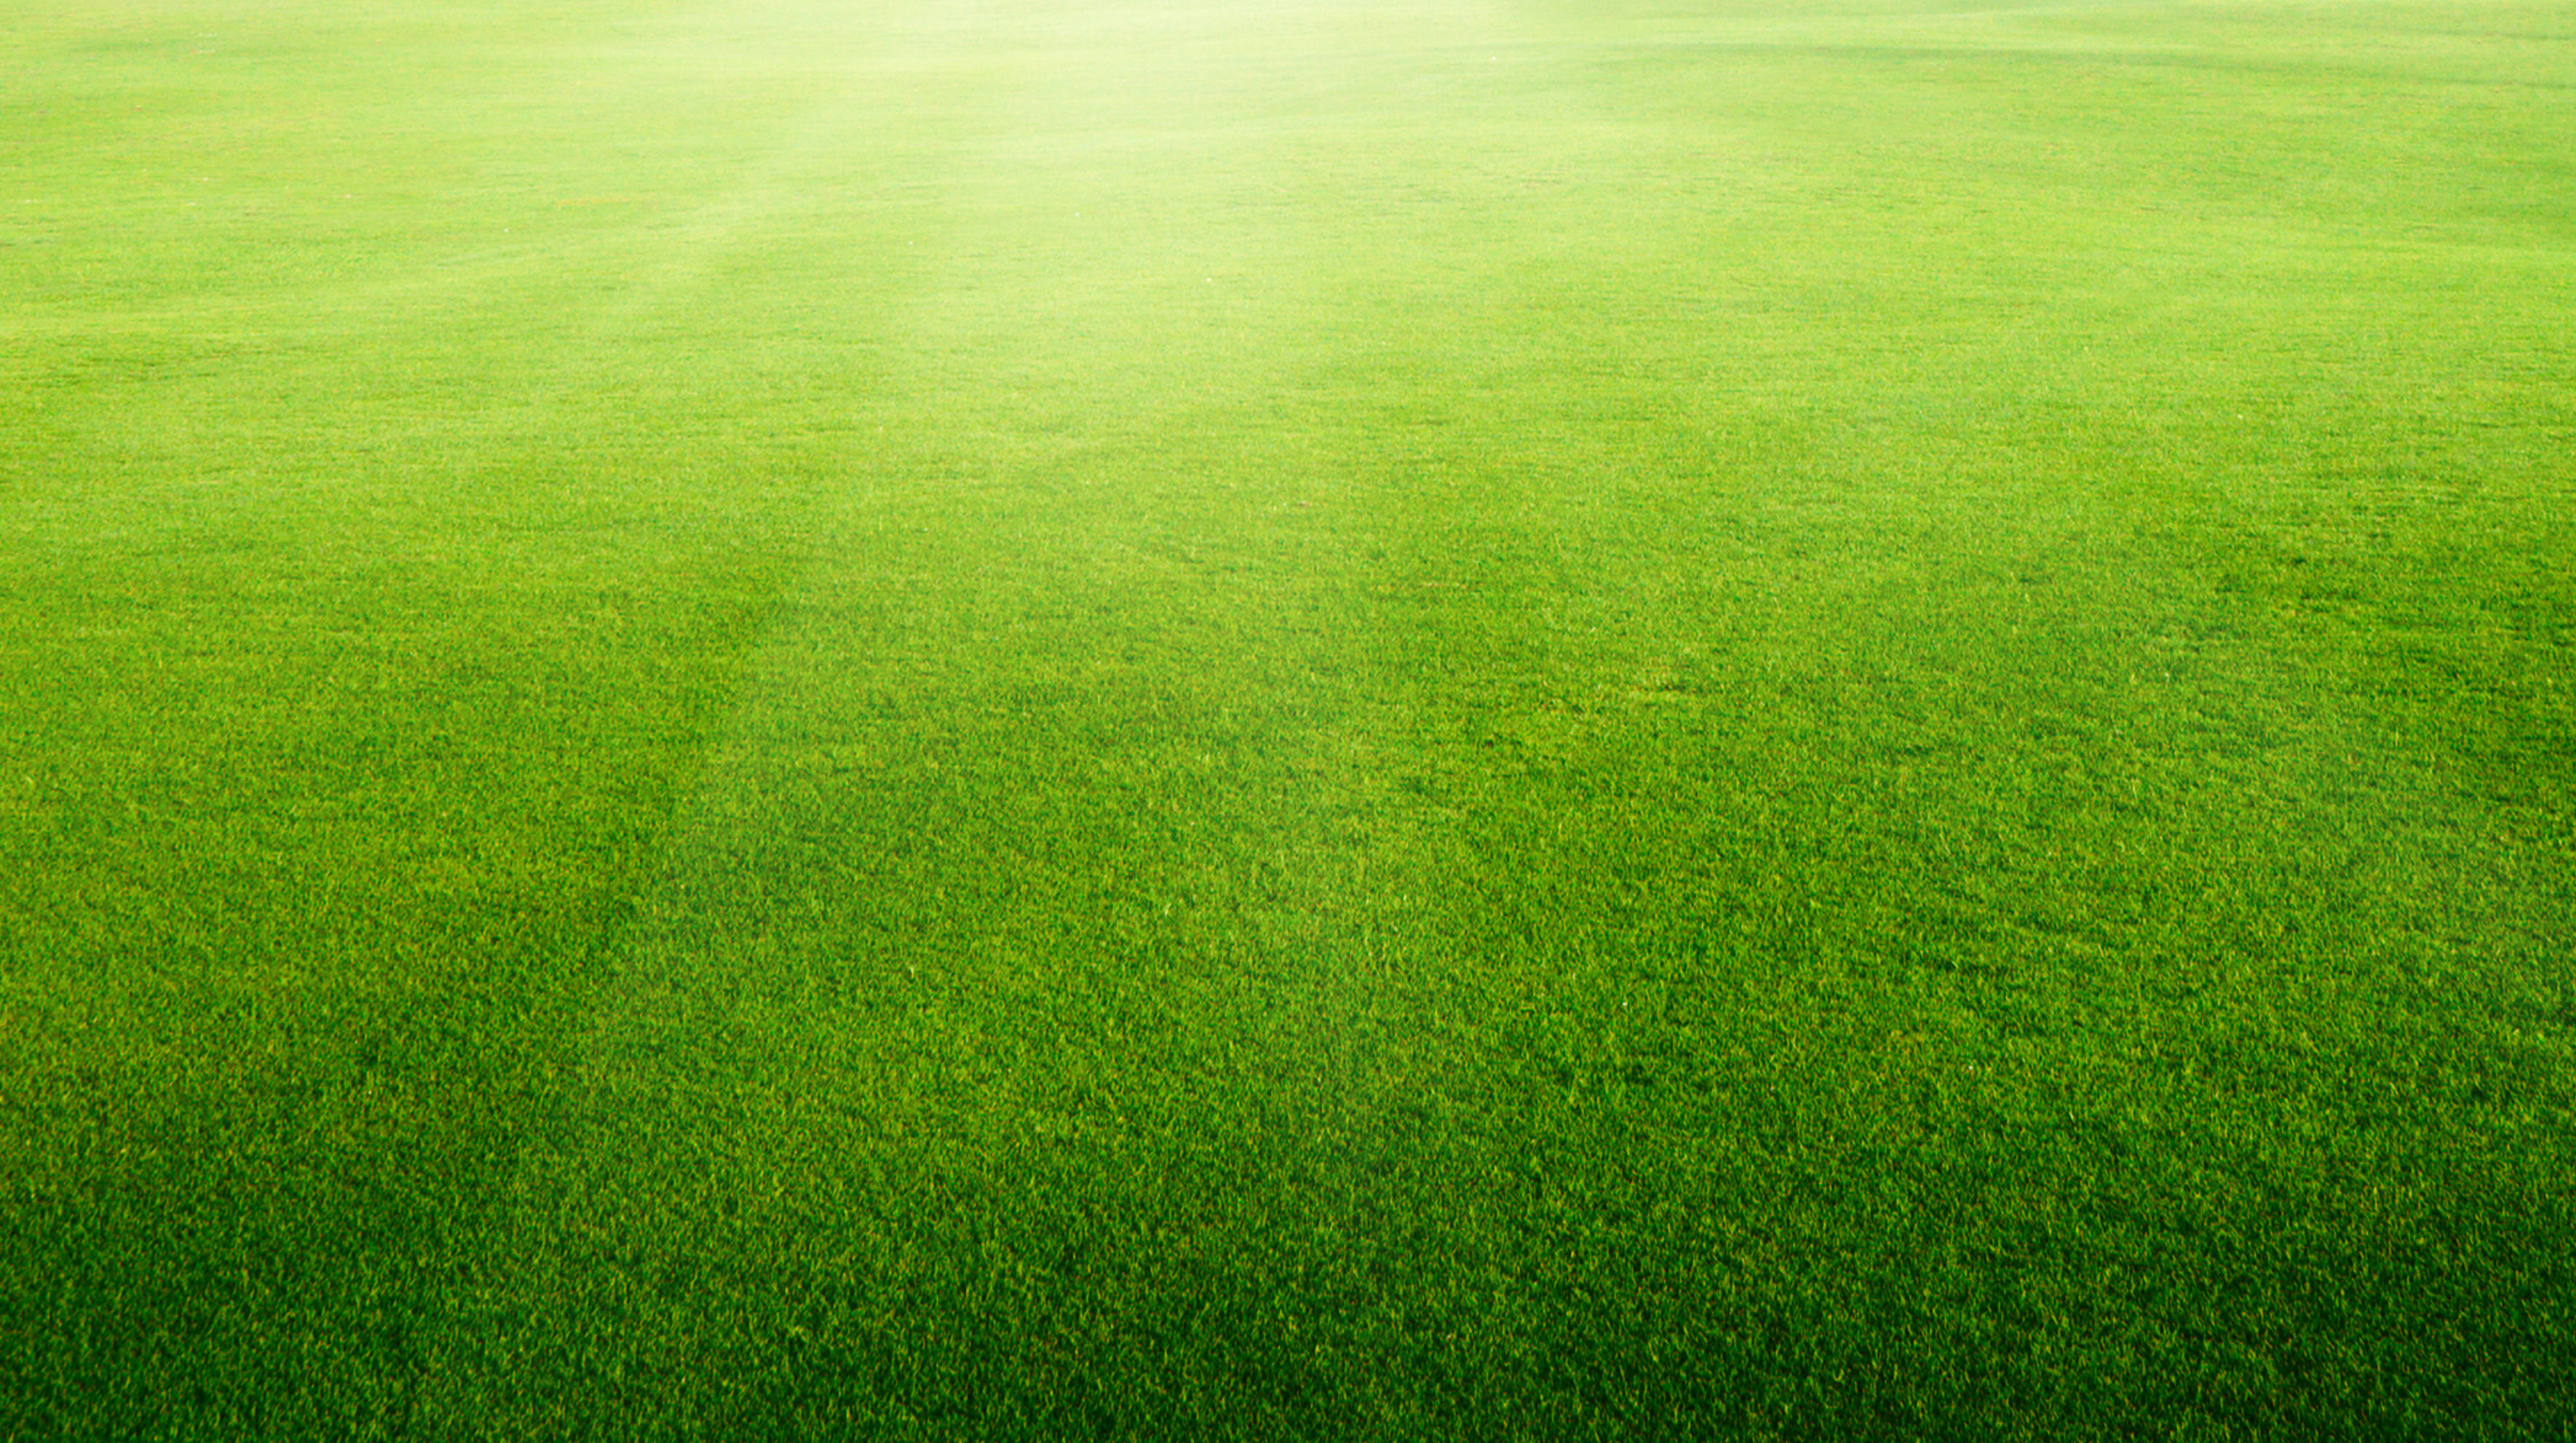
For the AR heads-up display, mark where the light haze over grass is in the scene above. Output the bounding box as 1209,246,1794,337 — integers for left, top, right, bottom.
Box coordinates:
3,0,2571,1435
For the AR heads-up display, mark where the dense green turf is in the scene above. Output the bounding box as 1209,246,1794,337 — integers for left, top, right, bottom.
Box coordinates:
4,0,2571,1435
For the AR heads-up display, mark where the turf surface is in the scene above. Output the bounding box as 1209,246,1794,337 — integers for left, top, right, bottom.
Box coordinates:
4,0,2572,1436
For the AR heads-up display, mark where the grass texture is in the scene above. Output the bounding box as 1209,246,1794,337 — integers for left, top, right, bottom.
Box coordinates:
3,0,2572,1436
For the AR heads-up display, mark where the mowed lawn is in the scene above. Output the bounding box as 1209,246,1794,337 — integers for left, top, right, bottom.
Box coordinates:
4,0,2571,1435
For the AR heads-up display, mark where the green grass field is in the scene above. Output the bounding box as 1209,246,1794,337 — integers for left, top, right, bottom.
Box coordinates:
4,0,2571,1435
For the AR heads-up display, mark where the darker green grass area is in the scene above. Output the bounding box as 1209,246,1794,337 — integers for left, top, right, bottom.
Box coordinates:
4,0,2572,1437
